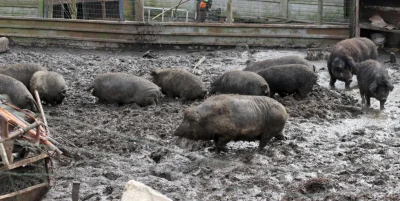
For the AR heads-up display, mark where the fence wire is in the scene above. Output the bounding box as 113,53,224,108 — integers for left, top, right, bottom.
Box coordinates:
36,0,355,24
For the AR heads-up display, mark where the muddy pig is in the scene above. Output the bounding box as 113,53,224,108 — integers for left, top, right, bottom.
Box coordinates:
327,37,378,90
87,72,161,107
30,71,67,105
151,68,207,100
210,70,270,96
0,63,47,89
174,94,288,152
257,64,317,99
355,60,393,110
0,75,38,111
244,55,316,73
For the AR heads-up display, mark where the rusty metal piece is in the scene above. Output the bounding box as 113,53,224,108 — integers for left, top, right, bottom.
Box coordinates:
0,122,41,143
0,98,55,201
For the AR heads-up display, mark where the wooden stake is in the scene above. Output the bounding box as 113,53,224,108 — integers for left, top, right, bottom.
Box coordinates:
34,90,51,137
193,56,206,73
72,181,80,201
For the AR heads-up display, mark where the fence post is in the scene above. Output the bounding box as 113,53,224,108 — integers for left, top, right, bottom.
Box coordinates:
119,0,124,21
101,0,106,20
135,0,145,22
318,0,323,24
282,0,288,18
38,0,44,17
226,0,233,23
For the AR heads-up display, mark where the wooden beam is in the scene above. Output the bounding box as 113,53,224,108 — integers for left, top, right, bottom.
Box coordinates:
0,183,49,200
0,153,49,171
135,0,144,22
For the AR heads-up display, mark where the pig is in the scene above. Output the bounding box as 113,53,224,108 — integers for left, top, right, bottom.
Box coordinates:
355,60,393,110
174,94,288,152
257,64,318,99
30,71,67,105
244,55,316,73
151,68,207,101
87,72,161,107
210,70,270,96
0,63,47,89
327,37,378,90
0,74,38,112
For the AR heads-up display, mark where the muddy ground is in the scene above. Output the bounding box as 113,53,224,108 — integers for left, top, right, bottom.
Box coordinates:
1,46,399,201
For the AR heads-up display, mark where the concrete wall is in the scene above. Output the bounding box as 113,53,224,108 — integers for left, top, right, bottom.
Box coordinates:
143,0,349,23
0,0,42,17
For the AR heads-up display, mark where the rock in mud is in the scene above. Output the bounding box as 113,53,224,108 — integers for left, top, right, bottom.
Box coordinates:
121,180,172,201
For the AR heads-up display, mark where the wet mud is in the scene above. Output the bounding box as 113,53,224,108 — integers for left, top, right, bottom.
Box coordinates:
0,47,399,201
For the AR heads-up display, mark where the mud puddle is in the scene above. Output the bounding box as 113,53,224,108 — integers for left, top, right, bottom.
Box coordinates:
0,47,399,201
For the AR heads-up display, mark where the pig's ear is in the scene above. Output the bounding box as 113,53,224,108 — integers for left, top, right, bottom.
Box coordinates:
369,80,377,92
150,69,159,77
184,108,200,122
346,57,357,72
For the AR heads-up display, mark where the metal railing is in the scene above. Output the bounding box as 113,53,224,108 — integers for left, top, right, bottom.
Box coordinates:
145,7,189,23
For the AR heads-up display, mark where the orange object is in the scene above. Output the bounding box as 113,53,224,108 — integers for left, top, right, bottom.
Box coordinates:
200,1,207,9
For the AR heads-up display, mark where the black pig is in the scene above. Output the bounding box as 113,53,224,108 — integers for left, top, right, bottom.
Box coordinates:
0,74,38,111
328,37,378,90
257,64,317,99
210,70,270,96
244,55,315,72
87,73,161,107
0,63,47,89
174,95,288,152
30,71,67,105
151,68,207,100
355,60,393,110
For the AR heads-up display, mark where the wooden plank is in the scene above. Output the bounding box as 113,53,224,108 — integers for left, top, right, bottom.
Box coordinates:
0,183,49,200
0,153,49,171
360,22,400,34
